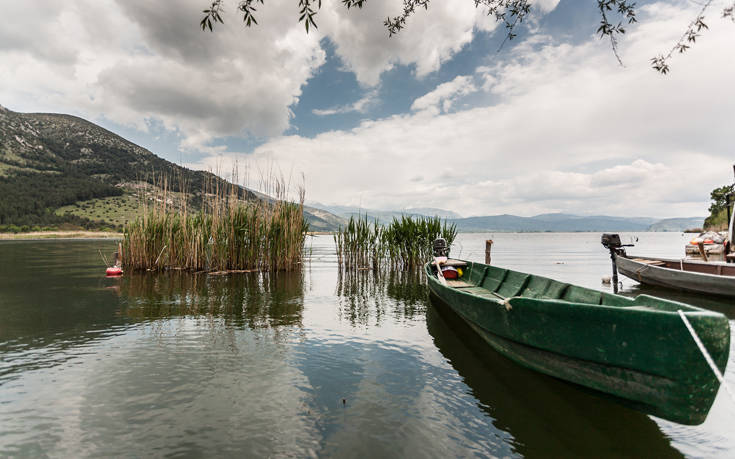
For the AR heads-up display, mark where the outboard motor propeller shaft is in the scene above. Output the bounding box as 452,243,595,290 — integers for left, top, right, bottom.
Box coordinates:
601,233,634,294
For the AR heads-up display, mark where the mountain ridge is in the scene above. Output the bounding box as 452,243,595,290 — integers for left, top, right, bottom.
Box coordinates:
0,106,343,231
306,202,703,233
308,203,462,221
447,213,703,232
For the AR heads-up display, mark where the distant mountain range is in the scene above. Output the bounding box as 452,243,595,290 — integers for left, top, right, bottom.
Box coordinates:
308,203,462,222
307,203,704,233
647,217,705,232
447,213,705,233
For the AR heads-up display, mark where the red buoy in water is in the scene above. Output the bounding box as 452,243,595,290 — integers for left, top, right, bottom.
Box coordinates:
106,266,123,276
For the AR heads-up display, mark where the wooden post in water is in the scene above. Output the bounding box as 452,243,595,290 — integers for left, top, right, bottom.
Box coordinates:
485,239,493,265
697,241,709,262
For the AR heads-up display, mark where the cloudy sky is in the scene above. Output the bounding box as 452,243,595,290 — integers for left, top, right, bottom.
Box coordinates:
2,0,734,218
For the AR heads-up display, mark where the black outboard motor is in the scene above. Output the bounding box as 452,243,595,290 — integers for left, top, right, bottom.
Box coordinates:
601,233,634,293
601,233,624,250
433,238,450,258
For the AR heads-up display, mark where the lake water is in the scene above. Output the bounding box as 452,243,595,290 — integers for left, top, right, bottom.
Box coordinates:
1,233,733,457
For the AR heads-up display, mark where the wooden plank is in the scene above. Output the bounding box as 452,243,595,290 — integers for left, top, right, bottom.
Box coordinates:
632,258,665,266
443,259,468,267
446,280,473,288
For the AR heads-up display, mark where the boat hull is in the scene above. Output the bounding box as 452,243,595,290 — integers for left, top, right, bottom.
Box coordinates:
425,261,730,425
617,255,735,297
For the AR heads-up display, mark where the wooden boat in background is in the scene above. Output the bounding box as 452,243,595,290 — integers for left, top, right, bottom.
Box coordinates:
615,254,735,297
601,231,735,297
425,258,730,425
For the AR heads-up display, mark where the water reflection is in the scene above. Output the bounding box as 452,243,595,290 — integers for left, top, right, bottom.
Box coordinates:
2,237,732,457
426,296,684,458
335,268,428,327
119,271,305,328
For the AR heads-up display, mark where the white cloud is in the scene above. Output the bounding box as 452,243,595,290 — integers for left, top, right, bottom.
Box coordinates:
411,76,477,114
0,0,562,152
0,0,325,151
317,0,505,86
312,90,379,116
535,0,561,14
189,2,735,218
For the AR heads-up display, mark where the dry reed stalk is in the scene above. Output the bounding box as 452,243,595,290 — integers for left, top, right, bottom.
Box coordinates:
122,165,307,273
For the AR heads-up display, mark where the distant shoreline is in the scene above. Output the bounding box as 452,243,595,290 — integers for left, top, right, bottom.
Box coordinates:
0,231,123,240
0,229,703,241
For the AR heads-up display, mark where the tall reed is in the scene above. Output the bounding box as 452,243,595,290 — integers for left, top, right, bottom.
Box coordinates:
334,215,384,270
335,215,457,270
122,169,307,272
383,215,457,269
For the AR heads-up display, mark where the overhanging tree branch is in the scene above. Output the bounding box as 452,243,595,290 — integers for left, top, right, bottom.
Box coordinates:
200,0,735,74
651,0,714,74
596,0,637,67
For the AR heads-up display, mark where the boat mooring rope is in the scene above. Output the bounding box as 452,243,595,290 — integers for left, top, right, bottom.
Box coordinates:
678,310,735,405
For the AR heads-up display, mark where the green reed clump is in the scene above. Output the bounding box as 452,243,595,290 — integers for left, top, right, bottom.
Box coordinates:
383,215,457,269
122,173,308,272
334,215,384,270
335,215,457,270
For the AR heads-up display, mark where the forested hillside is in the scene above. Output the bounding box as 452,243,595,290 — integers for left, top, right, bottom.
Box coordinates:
704,184,734,230
0,105,340,231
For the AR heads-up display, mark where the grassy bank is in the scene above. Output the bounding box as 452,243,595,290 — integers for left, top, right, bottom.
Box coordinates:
0,230,122,240
55,191,141,228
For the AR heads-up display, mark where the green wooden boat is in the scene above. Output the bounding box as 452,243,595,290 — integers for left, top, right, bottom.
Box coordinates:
425,259,731,425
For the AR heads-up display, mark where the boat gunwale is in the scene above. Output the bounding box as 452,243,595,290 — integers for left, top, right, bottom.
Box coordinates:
617,254,735,278
425,260,716,316
616,254,735,299
623,254,733,267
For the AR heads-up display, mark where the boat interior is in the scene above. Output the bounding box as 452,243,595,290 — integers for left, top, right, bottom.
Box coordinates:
627,256,735,277
433,260,693,312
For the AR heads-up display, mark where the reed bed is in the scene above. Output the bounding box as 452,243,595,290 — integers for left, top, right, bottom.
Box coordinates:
122,171,307,272
334,215,383,270
335,215,457,270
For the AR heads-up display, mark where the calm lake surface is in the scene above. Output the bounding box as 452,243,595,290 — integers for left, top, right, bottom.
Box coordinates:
1,233,733,457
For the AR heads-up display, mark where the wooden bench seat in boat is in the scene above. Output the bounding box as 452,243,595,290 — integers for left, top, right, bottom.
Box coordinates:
631,258,665,266
445,280,473,288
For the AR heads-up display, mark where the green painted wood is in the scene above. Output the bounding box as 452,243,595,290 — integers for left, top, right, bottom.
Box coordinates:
426,260,731,425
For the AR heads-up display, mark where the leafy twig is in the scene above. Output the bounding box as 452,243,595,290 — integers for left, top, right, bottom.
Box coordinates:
384,0,430,37
723,2,735,22
298,0,321,33
239,0,265,27
651,0,714,74
596,0,637,67
200,0,225,31
383,0,532,46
